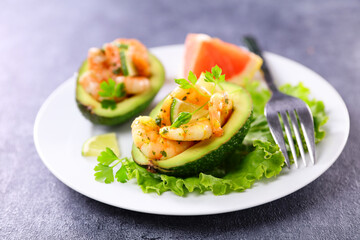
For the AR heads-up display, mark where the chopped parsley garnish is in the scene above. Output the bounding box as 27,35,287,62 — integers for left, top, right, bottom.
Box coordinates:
155,116,162,127
160,150,167,157
160,128,169,134
112,67,122,75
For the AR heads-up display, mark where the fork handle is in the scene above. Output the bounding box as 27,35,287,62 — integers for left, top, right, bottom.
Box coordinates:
243,36,280,94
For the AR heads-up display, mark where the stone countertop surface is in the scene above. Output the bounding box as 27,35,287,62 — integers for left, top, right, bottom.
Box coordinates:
0,0,359,239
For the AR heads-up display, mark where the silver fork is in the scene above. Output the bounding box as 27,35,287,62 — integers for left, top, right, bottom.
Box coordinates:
243,36,316,168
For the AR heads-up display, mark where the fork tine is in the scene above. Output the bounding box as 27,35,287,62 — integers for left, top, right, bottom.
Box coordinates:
266,112,291,168
279,112,298,168
297,107,316,164
289,110,307,167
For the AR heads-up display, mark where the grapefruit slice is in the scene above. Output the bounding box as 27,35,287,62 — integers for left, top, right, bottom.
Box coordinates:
184,33,263,85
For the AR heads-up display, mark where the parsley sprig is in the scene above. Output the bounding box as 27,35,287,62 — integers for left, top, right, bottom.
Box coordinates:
175,71,206,96
98,78,126,110
204,65,225,92
94,148,129,184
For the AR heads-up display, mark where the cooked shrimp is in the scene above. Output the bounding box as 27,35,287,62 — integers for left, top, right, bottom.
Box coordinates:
155,96,173,127
209,92,233,137
159,118,212,141
115,76,150,95
87,48,114,83
88,48,108,73
79,71,101,100
131,116,194,160
170,86,210,107
114,39,151,77
82,39,151,101
104,43,121,73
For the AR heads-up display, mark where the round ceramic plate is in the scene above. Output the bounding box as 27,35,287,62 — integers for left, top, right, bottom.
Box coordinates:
34,45,349,216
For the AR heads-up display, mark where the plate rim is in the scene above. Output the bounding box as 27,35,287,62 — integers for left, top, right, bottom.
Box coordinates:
33,44,350,216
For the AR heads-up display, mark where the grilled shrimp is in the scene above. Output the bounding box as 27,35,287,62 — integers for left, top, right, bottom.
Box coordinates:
115,76,150,95
131,116,194,160
159,118,213,141
209,92,233,137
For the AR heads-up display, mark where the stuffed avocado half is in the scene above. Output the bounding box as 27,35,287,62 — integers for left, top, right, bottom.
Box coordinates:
132,78,253,177
76,39,165,126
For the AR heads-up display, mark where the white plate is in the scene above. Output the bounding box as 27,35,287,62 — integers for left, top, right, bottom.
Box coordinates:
34,45,350,216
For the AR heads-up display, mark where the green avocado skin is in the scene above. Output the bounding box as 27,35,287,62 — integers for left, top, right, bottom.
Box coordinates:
76,99,154,125
160,112,252,177
138,112,253,177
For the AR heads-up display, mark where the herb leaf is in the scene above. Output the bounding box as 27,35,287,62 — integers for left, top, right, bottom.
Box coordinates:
98,78,125,109
94,164,114,184
112,67,122,75
115,164,128,183
171,112,192,128
114,82,125,98
94,148,128,184
204,65,225,90
97,147,118,165
94,147,119,184
99,79,117,97
160,150,167,158
175,70,209,97
212,65,222,79
175,78,192,89
155,116,162,127
219,74,225,83
101,100,117,110
204,71,214,83
175,70,199,89
188,71,197,84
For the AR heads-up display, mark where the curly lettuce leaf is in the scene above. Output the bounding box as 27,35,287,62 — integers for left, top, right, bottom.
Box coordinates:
113,81,328,196
121,139,284,196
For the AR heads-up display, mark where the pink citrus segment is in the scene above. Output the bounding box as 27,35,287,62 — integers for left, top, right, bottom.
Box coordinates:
184,33,262,85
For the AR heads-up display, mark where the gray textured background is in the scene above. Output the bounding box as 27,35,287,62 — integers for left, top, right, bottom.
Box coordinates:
0,0,359,239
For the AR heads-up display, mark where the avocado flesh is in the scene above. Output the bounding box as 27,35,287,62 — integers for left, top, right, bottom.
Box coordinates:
132,82,253,177
76,53,165,125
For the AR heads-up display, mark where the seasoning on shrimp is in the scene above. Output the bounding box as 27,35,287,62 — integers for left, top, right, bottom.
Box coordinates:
131,68,234,161
209,92,233,136
131,116,194,160
79,38,152,106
